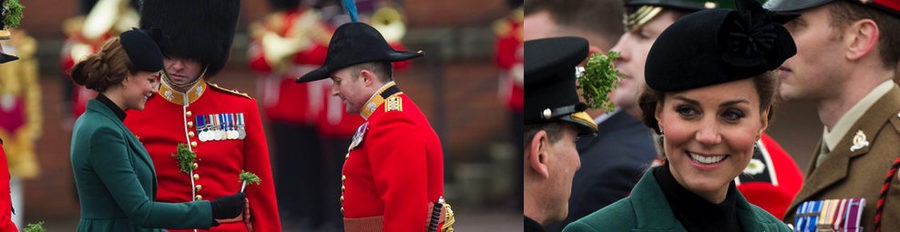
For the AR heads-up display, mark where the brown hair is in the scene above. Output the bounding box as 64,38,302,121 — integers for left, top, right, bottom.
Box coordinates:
525,122,567,145
525,0,625,45
70,37,139,93
639,71,779,133
827,1,900,69
350,62,393,83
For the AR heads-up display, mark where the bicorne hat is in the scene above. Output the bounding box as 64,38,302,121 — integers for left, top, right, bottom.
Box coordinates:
296,22,422,83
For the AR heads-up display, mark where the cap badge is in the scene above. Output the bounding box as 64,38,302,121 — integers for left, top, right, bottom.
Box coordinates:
850,130,869,152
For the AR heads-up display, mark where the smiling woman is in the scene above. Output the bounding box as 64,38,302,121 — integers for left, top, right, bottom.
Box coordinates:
562,0,796,231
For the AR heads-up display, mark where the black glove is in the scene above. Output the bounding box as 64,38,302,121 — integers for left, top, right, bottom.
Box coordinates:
211,192,245,220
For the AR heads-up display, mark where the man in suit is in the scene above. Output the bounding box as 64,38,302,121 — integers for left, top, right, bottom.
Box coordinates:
765,0,900,230
523,37,599,232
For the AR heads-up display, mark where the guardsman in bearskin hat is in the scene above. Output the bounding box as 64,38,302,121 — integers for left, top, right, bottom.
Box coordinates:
523,37,599,232
764,0,900,231
124,0,281,231
598,0,804,219
247,0,338,230
295,2,453,229
0,0,24,230
60,0,140,119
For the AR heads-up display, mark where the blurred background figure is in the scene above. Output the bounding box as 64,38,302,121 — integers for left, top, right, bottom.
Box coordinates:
0,27,38,231
0,0,36,229
59,0,139,126
493,0,523,210
247,0,336,230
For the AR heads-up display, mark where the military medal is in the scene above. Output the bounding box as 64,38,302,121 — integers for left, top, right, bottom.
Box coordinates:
197,115,208,142
348,122,368,151
226,113,238,139
237,113,246,139
216,114,226,140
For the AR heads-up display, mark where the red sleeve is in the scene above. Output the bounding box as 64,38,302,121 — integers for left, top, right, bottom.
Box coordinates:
368,113,429,231
0,144,17,232
240,99,281,231
247,42,273,74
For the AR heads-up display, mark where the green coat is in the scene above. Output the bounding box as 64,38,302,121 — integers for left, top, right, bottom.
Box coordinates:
70,99,213,232
563,166,790,232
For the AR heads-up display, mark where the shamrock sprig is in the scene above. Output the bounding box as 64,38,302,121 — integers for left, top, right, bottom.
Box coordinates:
24,221,44,232
577,51,621,112
171,143,196,175
2,0,23,29
239,170,261,192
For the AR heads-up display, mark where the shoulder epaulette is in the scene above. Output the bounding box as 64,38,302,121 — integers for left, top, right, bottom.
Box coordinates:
385,95,403,112
208,82,252,99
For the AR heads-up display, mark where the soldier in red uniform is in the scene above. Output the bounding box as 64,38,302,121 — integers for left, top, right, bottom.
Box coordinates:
296,22,453,231
124,0,281,231
0,139,18,231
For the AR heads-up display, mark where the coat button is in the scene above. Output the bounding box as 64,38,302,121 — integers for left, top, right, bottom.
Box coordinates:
186,111,192,117
191,141,198,148
341,185,345,192
340,196,344,203
195,185,202,192
340,207,344,214
188,131,195,137
195,195,203,200
192,162,199,170
187,121,194,128
193,173,200,180
341,175,346,181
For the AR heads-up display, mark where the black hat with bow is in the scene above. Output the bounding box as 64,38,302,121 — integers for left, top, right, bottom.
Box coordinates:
644,0,797,92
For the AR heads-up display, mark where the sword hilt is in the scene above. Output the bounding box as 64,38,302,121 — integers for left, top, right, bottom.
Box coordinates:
427,197,444,232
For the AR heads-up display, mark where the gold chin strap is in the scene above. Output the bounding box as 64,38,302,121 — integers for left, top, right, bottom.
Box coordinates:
625,6,663,32
163,66,207,89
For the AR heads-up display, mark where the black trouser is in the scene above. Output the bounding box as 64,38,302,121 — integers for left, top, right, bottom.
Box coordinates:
271,121,321,227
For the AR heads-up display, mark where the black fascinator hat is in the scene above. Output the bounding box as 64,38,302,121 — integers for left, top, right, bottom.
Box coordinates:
644,0,796,92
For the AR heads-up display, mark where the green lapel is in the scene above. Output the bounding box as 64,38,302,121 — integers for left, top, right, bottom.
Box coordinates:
85,99,158,189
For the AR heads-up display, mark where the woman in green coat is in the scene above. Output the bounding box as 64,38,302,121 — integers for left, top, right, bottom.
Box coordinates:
69,28,246,232
564,0,795,231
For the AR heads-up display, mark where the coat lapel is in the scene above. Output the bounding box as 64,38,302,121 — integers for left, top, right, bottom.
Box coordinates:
85,100,157,178
786,86,900,219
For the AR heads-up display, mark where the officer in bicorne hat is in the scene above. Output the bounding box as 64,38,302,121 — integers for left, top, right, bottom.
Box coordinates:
764,0,900,231
295,21,453,231
123,1,282,231
523,36,598,232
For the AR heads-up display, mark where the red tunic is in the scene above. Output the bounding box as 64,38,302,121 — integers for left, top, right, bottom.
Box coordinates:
0,142,17,232
124,80,281,232
494,8,524,111
736,134,804,218
341,82,444,231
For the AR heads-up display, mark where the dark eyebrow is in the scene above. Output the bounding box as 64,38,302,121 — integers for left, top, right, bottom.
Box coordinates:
672,96,749,107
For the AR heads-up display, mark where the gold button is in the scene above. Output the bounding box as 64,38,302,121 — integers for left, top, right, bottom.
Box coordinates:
340,207,344,214
186,111,192,117
341,175,346,181
195,185,202,192
340,196,344,203
189,131,195,137
187,121,194,128
341,185,345,192
191,141,198,147
192,162,199,170
195,195,203,200
193,173,200,180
